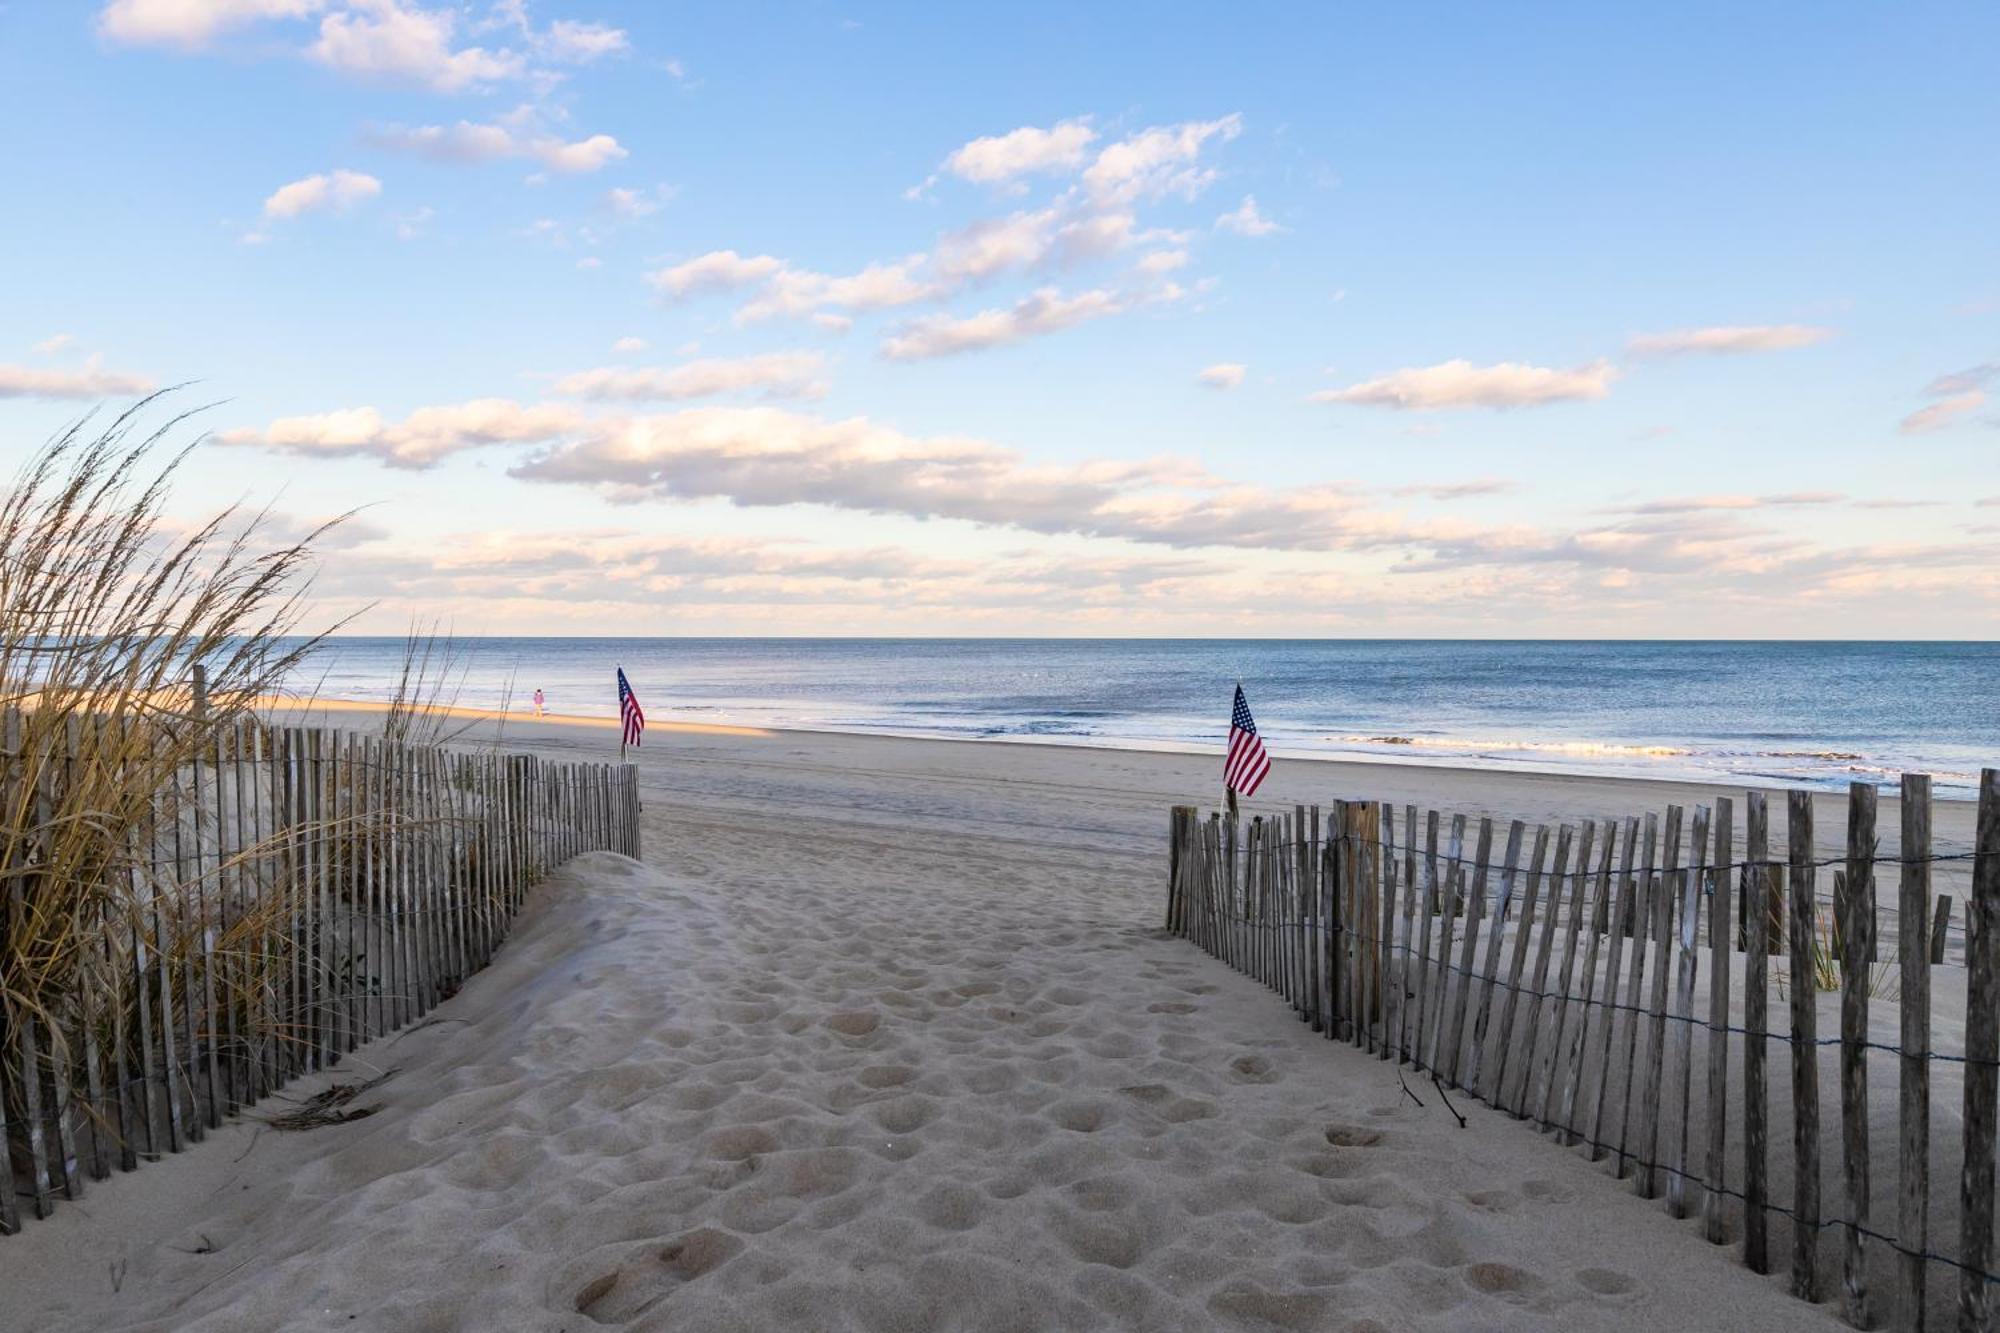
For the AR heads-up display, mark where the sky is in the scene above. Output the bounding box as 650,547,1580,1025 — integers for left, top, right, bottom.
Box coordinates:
1,1,1996,637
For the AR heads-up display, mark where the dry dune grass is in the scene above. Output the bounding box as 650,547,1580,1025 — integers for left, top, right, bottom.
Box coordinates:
0,402,338,1135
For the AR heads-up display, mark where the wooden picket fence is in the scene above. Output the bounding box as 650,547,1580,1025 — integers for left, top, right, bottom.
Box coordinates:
0,713,641,1236
1167,770,2000,1331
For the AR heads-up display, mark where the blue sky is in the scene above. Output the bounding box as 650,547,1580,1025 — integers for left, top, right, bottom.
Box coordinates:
1,1,1996,636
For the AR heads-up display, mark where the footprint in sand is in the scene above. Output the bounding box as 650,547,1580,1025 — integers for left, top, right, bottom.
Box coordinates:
1206,1280,1330,1331
871,1094,940,1134
964,1064,1017,1094
1464,1261,1543,1301
1146,1000,1198,1014
916,1182,987,1232
1462,1188,1519,1214
1049,1207,1144,1269
1575,1267,1637,1297
705,1124,780,1161
1228,1054,1280,1084
1291,1152,1362,1180
571,1228,745,1324
856,1064,916,1089
1066,1174,1141,1213
1048,1098,1115,1133
825,1010,880,1037
1324,1124,1384,1148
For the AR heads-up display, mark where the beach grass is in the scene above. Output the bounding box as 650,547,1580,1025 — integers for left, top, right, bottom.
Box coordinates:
0,399,339,1115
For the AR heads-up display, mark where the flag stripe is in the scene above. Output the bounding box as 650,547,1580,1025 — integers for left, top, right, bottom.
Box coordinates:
1224,684,1269,797
617,668,646,749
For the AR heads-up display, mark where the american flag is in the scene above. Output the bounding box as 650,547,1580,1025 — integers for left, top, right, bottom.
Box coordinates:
617,667,645,749
1225,684,1270,796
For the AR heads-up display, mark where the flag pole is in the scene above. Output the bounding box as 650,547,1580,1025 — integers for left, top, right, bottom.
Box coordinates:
1225,678,1240,818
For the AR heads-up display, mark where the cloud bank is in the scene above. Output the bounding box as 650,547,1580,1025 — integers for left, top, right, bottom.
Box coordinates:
1311,359,1617,410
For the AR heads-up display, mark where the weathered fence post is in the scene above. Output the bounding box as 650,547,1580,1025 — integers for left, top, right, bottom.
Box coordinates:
1427,814,1465,1073
1786,789,1821,1303
1168,806,1194,932
1702,797,1734,1244
1960,768,2000,1330
1468,820,1525,1097
1897,773,1930,1331
1839,782,1874,1327
1666,805,1709,1218
1744,791,1771,1274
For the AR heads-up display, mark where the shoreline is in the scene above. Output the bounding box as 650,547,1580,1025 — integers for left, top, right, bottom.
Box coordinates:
276,637,2000,797
272,695,1983,809
255,693,777,738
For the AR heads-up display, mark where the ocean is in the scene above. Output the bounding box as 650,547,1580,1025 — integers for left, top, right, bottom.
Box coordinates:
292,638,2000,795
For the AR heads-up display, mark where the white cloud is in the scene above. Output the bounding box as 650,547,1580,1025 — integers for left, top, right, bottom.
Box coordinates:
1082,114,1242,204
217,398,585,468
368,113,626,173
931,209,1058,283
1312,359,1617,411
539,18,626,62
611,336,648,353
604,184,671,217
647,250,786,301
97,0,320,49
1617,492,1844,515
1389,479,1514,500
220,399,1384,554
309,1,525,92
99,1,620,91
880,287,1128,360
33,333,76,354
920,119,1097,194
220,397,2000,623
0,357,156,399
261,168,381,219
1626,324,1836,357
1136,249,1189,275
1048,211,1146,265
552,352,828,402
1215,195,1283,237
1900,391,1986,435
737,258,936,323
1197,363,1246,390
505,407,1381,554
1900,363,1997,435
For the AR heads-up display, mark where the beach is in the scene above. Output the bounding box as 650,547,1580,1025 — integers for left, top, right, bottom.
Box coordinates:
0,713,1905,1331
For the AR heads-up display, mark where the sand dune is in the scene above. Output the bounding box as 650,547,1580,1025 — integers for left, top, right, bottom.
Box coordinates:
0,723,1851,1331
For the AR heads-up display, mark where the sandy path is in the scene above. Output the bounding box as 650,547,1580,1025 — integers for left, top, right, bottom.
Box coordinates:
0,723,1854,1330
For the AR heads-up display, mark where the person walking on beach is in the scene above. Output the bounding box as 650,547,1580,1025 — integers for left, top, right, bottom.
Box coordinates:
533,687,545,718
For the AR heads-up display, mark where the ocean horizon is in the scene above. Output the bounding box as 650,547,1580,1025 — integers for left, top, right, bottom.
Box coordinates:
290,637,2000,796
